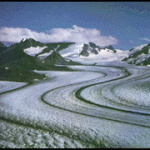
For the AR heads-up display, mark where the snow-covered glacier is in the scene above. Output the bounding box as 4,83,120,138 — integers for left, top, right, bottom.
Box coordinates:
0,64,150,148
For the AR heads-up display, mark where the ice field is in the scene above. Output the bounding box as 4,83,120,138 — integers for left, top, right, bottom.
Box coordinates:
0,64,150,148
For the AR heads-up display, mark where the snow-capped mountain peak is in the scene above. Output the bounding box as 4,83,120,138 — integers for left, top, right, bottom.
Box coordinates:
59,43,84,58
0,38,80,70
59,42,128,65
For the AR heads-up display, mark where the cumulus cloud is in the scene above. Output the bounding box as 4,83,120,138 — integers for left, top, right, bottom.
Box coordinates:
0,25,118,46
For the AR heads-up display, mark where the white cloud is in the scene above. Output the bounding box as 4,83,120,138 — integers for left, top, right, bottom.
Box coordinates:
0,25,118,46
140,37,150,42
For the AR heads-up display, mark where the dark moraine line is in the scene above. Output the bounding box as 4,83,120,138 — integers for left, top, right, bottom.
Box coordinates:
0,82,31,95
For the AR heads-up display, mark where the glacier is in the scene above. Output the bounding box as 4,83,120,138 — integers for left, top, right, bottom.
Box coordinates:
1,65,150,148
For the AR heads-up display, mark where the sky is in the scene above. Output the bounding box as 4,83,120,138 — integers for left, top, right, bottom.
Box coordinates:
0,2,150,50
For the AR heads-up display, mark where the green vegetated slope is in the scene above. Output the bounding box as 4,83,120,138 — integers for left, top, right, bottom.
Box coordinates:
0,42,7,53
46,42,75,52
0,39,79,82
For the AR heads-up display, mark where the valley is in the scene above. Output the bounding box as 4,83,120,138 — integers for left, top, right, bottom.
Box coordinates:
0,39,150,148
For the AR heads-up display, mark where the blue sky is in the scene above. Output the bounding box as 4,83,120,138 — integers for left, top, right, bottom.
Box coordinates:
0,2,150,50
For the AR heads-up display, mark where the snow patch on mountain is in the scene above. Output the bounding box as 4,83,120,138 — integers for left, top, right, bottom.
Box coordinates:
37,50,54,59
24,46,47,57
59,43,84,58
54,45,60,51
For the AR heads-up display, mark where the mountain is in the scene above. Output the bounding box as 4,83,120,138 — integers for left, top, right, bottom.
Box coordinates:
104,45,116,52
36,49,79,66
3,38,150,69
0,38,43,70
0,42,7,53
79,42,116,57
0,39,127,68
0,38,80,71
79,42,100,56
59,42,128,65
46,42,75,52
122,43,150,65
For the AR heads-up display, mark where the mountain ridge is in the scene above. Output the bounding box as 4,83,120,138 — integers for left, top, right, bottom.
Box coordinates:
0,38,80,71
1,38,150,67
79,42,116,57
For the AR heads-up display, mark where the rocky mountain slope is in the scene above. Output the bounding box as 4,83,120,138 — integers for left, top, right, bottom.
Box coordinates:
79,42,116,57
